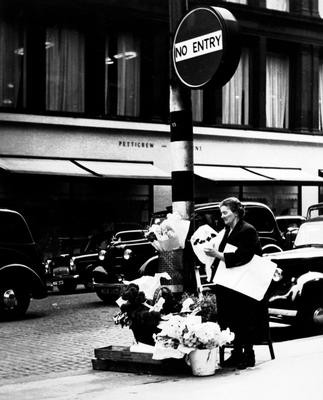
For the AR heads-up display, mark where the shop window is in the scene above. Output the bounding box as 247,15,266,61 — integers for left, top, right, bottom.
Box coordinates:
46,25,85,112
0,17,26,109
266,0,289,11
222,49,249,125
105,32,141,117
266,53,289,128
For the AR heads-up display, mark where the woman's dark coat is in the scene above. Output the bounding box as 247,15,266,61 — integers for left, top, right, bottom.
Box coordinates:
213,219,268,347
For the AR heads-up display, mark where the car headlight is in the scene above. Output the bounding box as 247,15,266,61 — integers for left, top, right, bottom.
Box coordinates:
98,249,106,261
273,267,283,282
123,248,133,260
44,260,51,275
70,258,77,273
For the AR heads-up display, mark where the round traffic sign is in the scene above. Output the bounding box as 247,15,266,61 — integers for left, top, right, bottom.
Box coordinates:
173,7,241,89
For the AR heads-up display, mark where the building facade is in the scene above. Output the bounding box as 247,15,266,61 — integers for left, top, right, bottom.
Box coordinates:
1,0,323,257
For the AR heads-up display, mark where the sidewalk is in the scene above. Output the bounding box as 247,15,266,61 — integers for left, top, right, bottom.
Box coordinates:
1,334,322,400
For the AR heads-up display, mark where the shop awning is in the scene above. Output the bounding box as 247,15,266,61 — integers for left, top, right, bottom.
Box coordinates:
195,165,323,185
194,165,271,183
0,157,170,182
0,157,93,177
74,160,170,181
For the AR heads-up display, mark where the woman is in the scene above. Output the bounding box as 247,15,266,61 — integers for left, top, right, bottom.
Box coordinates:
204,197,266,369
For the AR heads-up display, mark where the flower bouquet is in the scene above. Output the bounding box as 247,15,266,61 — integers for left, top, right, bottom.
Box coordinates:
152,313,234,376
152,314,234,360
145,212,190,252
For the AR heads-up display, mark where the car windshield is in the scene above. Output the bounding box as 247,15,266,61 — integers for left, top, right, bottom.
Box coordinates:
276,217,304,233
294,221,323,247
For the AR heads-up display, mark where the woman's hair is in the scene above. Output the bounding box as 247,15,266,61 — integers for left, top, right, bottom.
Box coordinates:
220,197,245,219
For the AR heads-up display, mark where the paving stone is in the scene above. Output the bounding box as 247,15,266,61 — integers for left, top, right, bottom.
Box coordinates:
0,290,134,384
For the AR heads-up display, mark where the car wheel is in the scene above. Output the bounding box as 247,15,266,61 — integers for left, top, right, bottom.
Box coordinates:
95,288,120,304
297,297,323,334
0,286,31,319
57,281,78,294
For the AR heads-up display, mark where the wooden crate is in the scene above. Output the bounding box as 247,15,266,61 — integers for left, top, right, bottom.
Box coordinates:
92,345,190,375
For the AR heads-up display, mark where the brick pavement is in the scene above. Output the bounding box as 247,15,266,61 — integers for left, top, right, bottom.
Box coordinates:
0,290,134,384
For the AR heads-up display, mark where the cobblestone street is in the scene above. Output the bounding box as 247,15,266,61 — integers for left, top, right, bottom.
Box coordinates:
1,289,133,384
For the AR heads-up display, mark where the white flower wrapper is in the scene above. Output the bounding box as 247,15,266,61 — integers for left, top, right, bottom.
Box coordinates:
147,212,190,252
190,226,226,281
152,314,234,360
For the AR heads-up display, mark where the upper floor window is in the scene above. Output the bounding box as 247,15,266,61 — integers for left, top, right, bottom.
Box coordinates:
192,90,203,122
46,25,85,112
266,53,289,129
266,0,289,11
222,49,249,125
105,32,141,117
318,60,323,130
319,0,323,17
0,17,26,109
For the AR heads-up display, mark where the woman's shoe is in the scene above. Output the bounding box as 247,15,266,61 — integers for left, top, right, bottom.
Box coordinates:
221,349,243,368
237,349,256,369
244,349,255,367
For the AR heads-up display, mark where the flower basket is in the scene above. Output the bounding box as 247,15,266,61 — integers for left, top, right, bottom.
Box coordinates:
187,348,220,376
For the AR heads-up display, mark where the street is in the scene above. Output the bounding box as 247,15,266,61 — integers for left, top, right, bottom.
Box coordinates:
1,288,323,400
0,287,317,384
0,287,133,384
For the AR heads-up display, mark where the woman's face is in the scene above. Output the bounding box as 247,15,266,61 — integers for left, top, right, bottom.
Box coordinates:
220,205,238,227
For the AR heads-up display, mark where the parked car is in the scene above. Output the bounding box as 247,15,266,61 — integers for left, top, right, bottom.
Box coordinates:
46,233,111,293
276,215,306,248
92,229,157,302
0,209,47,318
306,202,323,219
92,201,286,303
47,223,143,293
266,217,323,332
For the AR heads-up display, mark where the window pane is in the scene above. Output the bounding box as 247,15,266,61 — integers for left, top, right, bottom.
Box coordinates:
266,53,289,128
192,90,203,122
319,62,323,130
0,18,25,109
266,0,289,11
105,32,140,117
222,49,249,125
46,26,85,112
319,0,323,18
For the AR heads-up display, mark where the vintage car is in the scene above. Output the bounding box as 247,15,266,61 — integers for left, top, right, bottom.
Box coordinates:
267,217,323,332
92,229,157,302
276,215,306,248
306,202,323,219
0,209,47,318
92,201,286,303
46,232,115,292
46,223,143,293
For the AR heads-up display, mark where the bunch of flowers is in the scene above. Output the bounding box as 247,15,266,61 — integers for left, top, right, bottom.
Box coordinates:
180,291,218,322
152,314,234,360
145,212,190,252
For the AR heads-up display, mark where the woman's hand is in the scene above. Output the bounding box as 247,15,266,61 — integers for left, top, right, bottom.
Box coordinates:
204,246,217,257
204,246,224,261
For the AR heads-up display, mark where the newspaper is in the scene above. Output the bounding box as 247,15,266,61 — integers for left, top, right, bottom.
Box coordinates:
212,243,277,301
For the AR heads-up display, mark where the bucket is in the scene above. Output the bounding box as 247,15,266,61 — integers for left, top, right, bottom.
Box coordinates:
187,348,220,376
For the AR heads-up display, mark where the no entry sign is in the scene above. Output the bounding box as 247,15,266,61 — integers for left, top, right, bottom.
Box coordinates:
173,7,241,89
